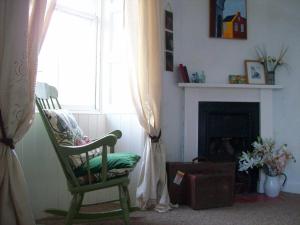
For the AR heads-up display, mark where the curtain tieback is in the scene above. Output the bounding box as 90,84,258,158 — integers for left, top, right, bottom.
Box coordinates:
149,130,161,143
0,110,15,149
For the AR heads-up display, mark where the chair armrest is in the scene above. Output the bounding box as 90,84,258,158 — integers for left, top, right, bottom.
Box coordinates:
59,135,117,184
90,130,122,146
91,130,122,154
59,132,121,184
108,130,122,139
58,134,117,157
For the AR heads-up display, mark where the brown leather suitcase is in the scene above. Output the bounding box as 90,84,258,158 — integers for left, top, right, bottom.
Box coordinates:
166,161,235,205
187,173,235,209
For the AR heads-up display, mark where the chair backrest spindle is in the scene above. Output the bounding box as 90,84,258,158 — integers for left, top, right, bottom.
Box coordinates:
49,97,56,109
35,82,79,187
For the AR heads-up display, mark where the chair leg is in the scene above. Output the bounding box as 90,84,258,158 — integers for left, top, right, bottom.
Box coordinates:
65,193,83,225
75,193,84,213
119,184,130,225
123,185,131,209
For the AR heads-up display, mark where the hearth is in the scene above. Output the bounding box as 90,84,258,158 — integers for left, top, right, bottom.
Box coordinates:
198,102,259,193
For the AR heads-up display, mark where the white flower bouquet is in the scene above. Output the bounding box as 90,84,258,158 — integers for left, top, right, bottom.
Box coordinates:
239,137,295,176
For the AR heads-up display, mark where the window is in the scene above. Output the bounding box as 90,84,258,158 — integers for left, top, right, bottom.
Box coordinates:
38,0,133,113
241,24,244,33
100,0,134,113
234,23,238,32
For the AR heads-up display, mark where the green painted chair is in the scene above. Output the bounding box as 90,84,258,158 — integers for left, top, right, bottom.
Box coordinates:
35,82,139,225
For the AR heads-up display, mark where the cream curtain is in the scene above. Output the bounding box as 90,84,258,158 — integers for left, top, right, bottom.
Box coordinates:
125,0,171,212
0,0,55,224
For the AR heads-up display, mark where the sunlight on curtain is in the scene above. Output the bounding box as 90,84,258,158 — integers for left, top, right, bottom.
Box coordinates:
125,0,171,212
0,0,50,224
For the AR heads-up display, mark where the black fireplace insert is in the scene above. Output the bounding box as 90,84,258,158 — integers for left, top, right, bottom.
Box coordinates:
198,102,259,193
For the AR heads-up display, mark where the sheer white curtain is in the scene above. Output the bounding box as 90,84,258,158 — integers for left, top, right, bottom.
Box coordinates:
0,0,55,224
125,0,171,212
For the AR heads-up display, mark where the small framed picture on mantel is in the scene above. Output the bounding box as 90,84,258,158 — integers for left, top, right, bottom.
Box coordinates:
245,60,266,84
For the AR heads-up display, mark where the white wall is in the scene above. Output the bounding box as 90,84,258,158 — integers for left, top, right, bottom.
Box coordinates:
161,0,300,193
17,113,143,219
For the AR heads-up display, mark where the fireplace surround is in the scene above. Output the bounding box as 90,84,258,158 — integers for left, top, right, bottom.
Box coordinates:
179,83,282,192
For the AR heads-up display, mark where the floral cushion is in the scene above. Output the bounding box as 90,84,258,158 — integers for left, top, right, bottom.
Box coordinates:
43,109,100,167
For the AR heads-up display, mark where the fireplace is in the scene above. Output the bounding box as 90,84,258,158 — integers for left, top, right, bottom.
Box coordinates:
180,83,281,193
198,102,259,192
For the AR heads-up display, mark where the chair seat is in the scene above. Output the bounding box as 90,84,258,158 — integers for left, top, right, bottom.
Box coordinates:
75,169,132,185
70,176,130,194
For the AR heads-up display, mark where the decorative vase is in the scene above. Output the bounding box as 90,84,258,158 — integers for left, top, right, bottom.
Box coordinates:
257,168,266,193
264,174,287,197
266,71,275,85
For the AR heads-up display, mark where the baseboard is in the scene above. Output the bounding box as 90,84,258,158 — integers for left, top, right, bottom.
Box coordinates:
283,182,300,194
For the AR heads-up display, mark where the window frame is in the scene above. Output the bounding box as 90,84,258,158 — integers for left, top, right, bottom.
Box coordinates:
38,0,133,114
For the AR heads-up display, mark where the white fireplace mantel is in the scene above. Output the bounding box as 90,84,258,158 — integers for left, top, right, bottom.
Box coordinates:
179,83,283,161
178,83,283,89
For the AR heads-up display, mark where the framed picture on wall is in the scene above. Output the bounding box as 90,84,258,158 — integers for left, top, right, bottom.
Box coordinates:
165,10,173,31
165,31,173,51
164,8,174,72
245,60,266,84
166,52,173,71
209,0,247,39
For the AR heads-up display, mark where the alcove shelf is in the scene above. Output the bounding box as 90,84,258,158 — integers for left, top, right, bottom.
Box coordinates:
178,83,283,89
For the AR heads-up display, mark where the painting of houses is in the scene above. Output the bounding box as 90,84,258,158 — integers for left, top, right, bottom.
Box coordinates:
210,0,247,39
223,12,247,39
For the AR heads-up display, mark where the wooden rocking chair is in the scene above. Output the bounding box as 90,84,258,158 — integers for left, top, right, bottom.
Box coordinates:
35,82,138,225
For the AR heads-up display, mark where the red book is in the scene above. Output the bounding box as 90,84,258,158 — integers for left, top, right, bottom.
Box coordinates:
178,64,190,83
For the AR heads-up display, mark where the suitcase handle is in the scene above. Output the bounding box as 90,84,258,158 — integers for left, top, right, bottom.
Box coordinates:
192,156,208,163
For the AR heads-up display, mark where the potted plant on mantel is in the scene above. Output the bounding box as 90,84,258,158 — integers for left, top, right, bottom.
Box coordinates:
255,45,288,85
238,137,295,197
